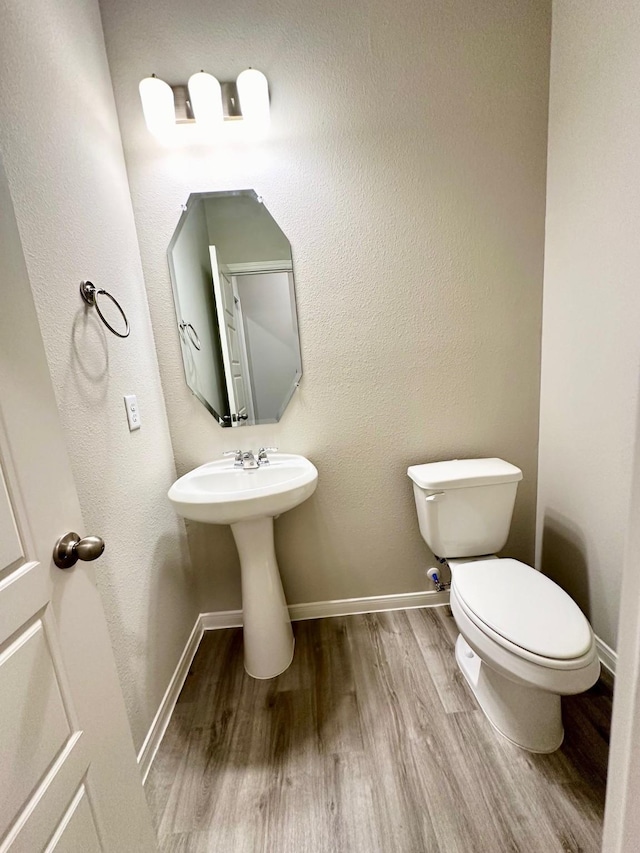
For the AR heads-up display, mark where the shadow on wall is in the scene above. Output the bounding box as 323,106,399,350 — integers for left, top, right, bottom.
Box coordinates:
186,520,242,613
95,529,196,751
146,529,197,674
70,308,110,394
539,512,591,621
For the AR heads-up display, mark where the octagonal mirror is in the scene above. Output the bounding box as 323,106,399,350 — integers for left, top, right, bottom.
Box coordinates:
167,190,302,427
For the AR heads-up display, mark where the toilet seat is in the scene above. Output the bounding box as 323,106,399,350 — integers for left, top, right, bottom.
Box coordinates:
452,558,594,667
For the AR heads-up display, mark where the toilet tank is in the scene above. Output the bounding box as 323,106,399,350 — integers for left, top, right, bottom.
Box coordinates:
407,458,523,558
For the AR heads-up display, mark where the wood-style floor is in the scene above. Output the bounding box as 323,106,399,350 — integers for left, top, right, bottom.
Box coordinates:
145,607,612,853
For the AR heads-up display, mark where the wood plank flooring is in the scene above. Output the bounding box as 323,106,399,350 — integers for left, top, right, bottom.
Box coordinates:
145,607,612,852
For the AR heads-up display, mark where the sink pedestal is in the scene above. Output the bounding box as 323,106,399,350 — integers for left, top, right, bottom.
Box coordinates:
231,516,294,679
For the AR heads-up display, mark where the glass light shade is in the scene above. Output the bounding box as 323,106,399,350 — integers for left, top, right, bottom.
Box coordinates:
139,76,175,138
188,72,223,132
237,69,270,129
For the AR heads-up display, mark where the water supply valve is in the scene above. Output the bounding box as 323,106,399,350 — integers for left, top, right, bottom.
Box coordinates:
426,566,450,592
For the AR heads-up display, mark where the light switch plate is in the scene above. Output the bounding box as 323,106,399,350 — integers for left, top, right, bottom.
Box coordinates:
124,394,141,431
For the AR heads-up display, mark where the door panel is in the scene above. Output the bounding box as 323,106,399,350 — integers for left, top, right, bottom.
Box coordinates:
0,614,73,835
44,786,102,853
0,465,22,570
8,732,89,853
0,556,95,853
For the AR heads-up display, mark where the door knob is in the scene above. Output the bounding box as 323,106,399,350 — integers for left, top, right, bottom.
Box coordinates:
53,532,105,569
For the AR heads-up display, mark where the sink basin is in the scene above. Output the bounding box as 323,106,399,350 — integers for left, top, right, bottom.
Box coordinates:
168,453,318,525
168,452,318,680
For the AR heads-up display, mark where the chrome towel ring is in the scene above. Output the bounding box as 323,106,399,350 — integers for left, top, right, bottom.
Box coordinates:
80,280,130,338
179,321,201,350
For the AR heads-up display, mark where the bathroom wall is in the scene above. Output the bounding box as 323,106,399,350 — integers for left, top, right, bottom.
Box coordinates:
100,0,551,612
536,0,640,653
0,0,198,750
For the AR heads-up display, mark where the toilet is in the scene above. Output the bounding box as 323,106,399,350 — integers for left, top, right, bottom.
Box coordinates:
407,458,600,753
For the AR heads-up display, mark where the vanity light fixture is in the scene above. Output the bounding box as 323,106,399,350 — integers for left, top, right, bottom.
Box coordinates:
138,75,175,138
236,69,270,130
187,71,223,132
138,69,270,140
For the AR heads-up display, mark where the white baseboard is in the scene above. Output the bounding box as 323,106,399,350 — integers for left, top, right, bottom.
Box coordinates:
289,589,449,620
200,610,243,630
595,634,617,678
137,616,204,784
200,589,449,630
139,589,447,781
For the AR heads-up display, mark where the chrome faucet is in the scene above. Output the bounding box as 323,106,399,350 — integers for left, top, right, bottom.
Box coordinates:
224,448,278,469
241,451,259,469
223,449,259,469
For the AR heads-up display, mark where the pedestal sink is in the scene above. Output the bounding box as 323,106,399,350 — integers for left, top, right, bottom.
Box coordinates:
168,453,318,678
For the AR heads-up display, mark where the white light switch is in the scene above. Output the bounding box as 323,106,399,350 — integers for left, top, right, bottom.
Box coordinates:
124,394,141,431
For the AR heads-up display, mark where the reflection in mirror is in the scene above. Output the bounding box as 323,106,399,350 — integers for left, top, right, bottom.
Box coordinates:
167,190,302,427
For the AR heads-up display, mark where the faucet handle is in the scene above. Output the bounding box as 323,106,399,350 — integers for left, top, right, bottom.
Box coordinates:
257,447,278,465
223,449,243,467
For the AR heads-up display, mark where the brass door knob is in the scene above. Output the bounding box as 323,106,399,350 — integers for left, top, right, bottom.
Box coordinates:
53,532,105,569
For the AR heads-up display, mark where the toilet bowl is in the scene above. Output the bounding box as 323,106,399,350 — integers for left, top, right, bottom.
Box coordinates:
407,458,600,753
450,558,600,752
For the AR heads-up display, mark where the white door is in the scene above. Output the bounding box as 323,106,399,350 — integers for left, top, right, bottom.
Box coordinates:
210,246,249,425
228,277,255,425
0,159,156,851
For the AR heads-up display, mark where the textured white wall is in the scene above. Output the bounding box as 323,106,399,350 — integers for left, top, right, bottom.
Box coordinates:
100,0,551,611
0,0,198,750
537,0,640,652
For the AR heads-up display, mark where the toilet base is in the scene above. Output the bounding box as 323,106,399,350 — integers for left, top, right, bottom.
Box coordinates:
455,635,564,753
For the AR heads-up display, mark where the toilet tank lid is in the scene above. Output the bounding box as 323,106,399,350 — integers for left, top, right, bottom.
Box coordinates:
407,458,523,490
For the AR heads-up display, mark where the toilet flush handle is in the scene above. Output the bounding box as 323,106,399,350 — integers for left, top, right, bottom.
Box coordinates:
425,492,445,502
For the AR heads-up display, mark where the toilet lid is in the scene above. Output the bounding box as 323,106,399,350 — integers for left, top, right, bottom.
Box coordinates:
452,559,593,660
